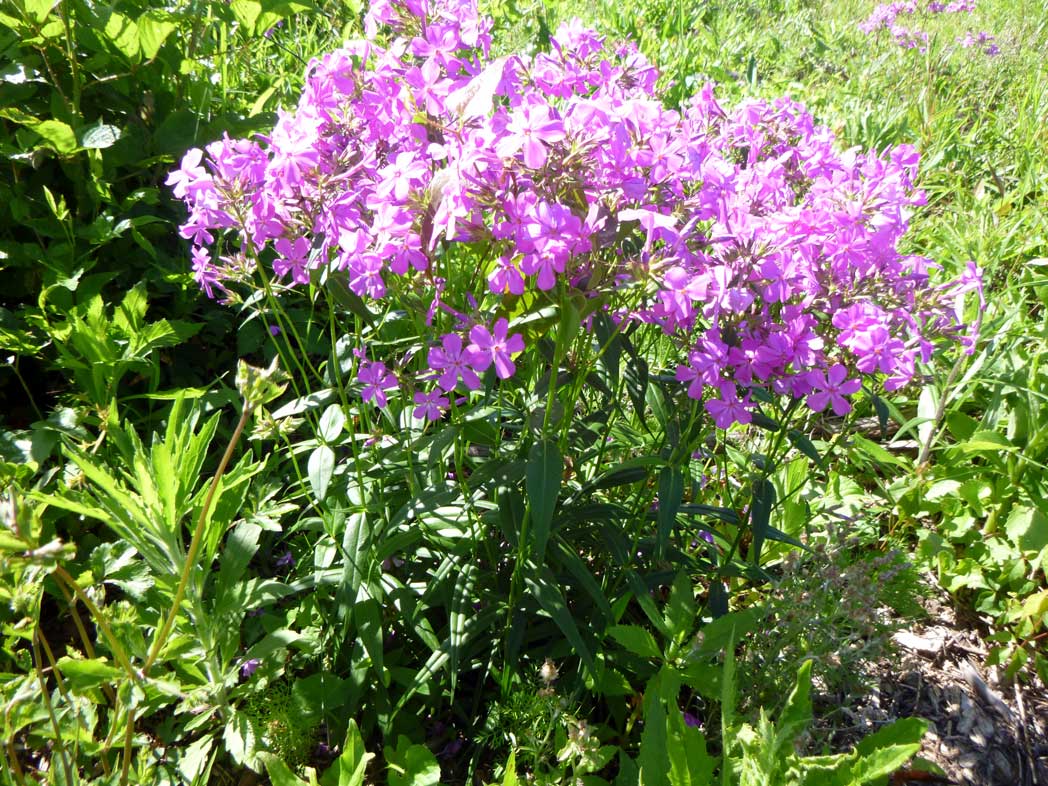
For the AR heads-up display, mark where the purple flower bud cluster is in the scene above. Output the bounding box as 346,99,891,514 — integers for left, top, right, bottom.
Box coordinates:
169,0,982,428
957,30,999,56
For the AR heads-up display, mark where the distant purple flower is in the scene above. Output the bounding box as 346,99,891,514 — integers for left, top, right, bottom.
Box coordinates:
467,318,525,379
358,360,398,408
275,550,295,570
268,324,281,337
240,658,261,679
683,711,702,728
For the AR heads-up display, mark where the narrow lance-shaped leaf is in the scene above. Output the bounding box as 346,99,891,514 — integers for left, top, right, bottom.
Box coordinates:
526,439,562,563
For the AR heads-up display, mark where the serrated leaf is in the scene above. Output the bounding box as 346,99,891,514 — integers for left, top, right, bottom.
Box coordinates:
55,657,122,690
608,625,662,660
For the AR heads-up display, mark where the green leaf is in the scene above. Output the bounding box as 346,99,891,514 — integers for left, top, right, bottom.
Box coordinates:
787,429,824,468
292,673,349,722
32,119,77,153
321,725,366,786
525,567,595,672
637,669,671,786
664,572,697,641
104,12,141,61
1004,506,1048,553
138,11,176,59
607,625,662,660
526,439,562,563
957,430,1017,454
775,660,812,757
847,717,926,783
448,559,477,696
320,720,373,786
259,753,308,786
749,478,775,564
386,737,441,786
666,703,714,786
79,123,122,150
501,750,519,786
319,403,346,442
55,656,122,690
308,445,336,501
656,467,684,560
355,598,386,684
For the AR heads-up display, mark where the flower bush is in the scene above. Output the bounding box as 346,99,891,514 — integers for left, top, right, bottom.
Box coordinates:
170,0,981,432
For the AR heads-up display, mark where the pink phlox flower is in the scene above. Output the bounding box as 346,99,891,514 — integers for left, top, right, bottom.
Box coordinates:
376,151,430,202
488,255,526,295
274,236,313,284
166,148,211,199
468,318,525,379
705,383,752,429
347,254,386,299
428,332,483,391
806,364,861,416
412,388,449,421
496,99,566,169
358,360,398,408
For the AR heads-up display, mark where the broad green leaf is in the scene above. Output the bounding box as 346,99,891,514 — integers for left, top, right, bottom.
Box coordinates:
308,445,336,501
787,429,824,468
292,673,349,722
957,430,1017,454
526,439,561,563
664,572,697,641
355,598,386,684
448,559,476,696
319,403,346,442
104,12,141,61
79,123,121,150
138,11,176,59
32,119,77,153
1004,506,1048,553
386,737,441,786
667,703,714,786
637,669,670,786
607,625,662,660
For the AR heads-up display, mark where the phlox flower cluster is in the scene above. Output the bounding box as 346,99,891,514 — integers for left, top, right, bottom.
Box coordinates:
169,0,982,429
860,0,988,54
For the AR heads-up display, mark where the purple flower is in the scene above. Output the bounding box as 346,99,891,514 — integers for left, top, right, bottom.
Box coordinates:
806,365,861,416
705,383,752,429
275,550,295,570
496,100,565,169
467,318,525,379
413,389,449,421
428,333,482,392
358,360,398,408
683,711,702,728
240,658,261,679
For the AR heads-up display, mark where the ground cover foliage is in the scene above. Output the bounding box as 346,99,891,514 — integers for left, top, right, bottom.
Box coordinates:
0,0,1044,784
